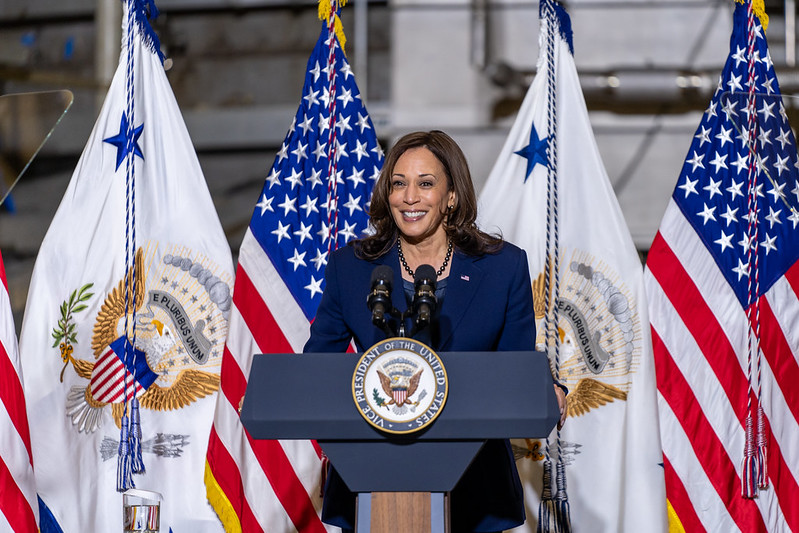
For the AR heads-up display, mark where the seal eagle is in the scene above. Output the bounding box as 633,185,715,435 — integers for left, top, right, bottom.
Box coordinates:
377,368,423,407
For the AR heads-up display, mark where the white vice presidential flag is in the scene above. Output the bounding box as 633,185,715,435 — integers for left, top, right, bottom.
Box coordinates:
19,2,232,531
478,1,666,531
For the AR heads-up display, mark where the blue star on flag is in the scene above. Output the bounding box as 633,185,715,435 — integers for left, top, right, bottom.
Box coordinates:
514,124,548,181
103,112,144,170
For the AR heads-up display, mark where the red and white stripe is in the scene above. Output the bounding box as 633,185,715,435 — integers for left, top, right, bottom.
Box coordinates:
0,251,38,531
646,200,799,532
90,347,145,404
392,389,407,406
206,230,332,532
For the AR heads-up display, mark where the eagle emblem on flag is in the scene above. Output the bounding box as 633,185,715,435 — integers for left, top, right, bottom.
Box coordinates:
532,254,633,419
54,245,232,433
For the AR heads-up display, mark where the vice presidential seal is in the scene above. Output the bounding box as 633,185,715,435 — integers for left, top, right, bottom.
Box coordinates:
352,338,448,434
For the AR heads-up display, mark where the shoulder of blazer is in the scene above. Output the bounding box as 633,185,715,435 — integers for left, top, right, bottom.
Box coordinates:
454,241,526,268
328,243,399,267
488,241,526,263
325,245,400,306
328,244,359,265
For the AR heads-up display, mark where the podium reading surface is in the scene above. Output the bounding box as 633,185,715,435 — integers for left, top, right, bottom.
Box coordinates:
241,350,559,531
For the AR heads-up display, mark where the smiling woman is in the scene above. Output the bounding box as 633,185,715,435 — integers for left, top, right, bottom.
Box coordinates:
388,145,454,259
356,130,504,269
304,130,567,532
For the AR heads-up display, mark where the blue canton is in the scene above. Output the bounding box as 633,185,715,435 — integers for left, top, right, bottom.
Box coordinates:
673,3,799,308
249,24,383,321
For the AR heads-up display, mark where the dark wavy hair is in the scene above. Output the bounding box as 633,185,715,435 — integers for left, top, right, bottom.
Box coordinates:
353,130,503,260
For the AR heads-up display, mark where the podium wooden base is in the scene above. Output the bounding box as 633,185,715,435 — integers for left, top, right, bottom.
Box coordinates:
356,492,449,533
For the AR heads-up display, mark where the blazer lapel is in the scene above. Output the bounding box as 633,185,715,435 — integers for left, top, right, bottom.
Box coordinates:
372,245,485,348
438,251,484,349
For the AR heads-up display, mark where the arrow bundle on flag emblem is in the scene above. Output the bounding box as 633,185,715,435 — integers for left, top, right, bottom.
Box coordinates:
203,1,383,531
646,0,799,530
19,0,234,530
478,0,666,531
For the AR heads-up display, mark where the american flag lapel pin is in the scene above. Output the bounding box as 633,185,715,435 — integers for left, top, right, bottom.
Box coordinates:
461,275,470,281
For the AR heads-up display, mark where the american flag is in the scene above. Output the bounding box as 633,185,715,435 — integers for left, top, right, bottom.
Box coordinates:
0,250,38,531
645,3,799,531
204,13,382,532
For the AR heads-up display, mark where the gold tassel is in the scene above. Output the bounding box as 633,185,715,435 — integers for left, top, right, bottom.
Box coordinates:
318,0,348,21
735,0,769,31
334,16,347,53
317,0,331,21
317,0,349,54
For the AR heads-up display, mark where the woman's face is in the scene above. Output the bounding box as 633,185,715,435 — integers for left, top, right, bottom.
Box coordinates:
388,146,456,244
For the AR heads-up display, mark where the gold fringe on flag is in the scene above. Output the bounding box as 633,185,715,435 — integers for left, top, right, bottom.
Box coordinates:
666,499,687,533
735,0,769,31
205,461,243,533
318,0,348,53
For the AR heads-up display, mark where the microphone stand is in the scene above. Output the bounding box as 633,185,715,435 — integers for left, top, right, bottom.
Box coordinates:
376,308,405,338
372,303,419,338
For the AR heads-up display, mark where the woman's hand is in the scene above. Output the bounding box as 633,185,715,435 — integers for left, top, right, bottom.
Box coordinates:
554,384,567,430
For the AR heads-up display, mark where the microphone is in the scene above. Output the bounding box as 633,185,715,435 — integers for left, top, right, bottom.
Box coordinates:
412,264,437,328
367,265,394,327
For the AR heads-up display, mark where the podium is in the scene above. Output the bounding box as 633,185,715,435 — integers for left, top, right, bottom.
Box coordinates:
241,350,559,532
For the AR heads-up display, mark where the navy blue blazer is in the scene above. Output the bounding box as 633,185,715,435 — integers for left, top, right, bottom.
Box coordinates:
304,241,536,532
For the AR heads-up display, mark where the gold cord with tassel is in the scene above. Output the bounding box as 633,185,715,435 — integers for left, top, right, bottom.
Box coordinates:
735,0,769,31
318,0,348,53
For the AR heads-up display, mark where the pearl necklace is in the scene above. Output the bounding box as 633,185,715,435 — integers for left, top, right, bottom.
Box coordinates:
397,238,453,278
